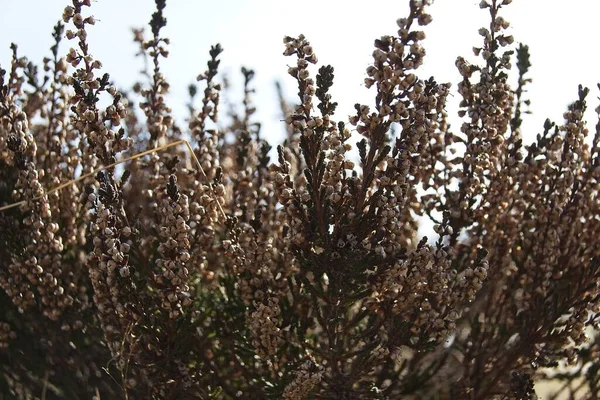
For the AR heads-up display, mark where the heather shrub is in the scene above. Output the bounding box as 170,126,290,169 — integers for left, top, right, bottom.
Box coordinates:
0,0,599,399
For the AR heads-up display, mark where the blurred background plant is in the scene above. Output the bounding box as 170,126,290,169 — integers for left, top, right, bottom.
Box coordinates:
0,0,599,399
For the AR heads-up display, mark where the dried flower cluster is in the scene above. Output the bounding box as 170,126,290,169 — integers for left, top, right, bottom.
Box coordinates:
1,0,599,399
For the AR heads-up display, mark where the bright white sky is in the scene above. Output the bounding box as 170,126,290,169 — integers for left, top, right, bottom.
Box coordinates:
1,0,599,148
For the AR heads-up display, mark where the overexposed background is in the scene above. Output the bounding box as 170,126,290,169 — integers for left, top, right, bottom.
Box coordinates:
0,2,597,397
1,0,599,146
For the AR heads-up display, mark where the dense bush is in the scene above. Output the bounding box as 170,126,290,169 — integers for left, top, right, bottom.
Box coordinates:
1,0,599,398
